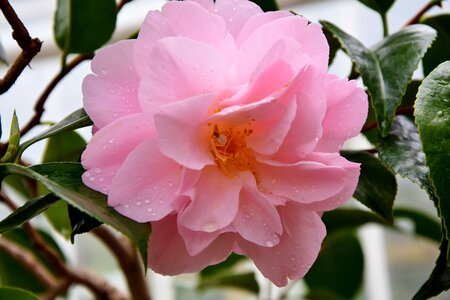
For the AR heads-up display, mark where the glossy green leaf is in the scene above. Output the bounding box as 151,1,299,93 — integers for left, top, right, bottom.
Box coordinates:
415,61,450,243
0,193,59,234
68,205,102,243
0,162,150,265
0,287,39,300
198,272,259,294
323,27,341,66
1,111,20,163
342,151,397,223
54,0,117,54
0,228,65,292
358,0,395,14
378,116,438,204
304,231,364,299
17,108,92,160
321,21,436,135
422,14,450,76
394,208,441,243
249,0,278,12
322,209,390,235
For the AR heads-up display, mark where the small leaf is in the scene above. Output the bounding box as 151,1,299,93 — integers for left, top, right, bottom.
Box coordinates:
321,21,436,135
198,272,259,294
54,0,117,55
0,287,39,300
394,208,441,243
249,0,278,12
17,108,92,160
415,61,450,244
0,162,150,265
68,205,102,243
421,14,450,76
304,231,364,299
1,111,20,163
0,193,59,234
322,208,390,235
358,0,395,14
342,151,397,223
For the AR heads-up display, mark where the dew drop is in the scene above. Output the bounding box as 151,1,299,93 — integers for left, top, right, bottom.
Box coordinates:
147,208,153,212
144,199,150,204
136,201,142,206
124,204,130,208
203,223,217,232
158,200,164,205
265,241,274,247
276,251,281,256
109,138,115,144
99,177,104,182
89,176,96,182
102,145,108,150
168,181,174,187
151,212,157,216
94,168,102,174
228,18,234,22
290,256,296,262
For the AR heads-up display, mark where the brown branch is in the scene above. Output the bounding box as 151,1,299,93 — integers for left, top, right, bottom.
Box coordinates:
93,226,151,300
361,106,415,133
0,0,42,94
403,0,442,28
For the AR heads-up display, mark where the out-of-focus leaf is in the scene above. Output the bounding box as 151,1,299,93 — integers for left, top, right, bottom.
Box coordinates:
68,205,102,243
422,14,450,76
17,108,91,160
304,231,364,299
0,40,7,66
305,291,347,300
0,193,59,234
198,272,259,294
3,175,36,199
249,0,278,12
1,111,20,163
394,208,441,243
415,61,450,243
0,287,39,300
342,151,397,223
358,0,395,14
201,253,246,277
0,162,150,265
321,21,436,135
54,0,116,55
322,209,390,235
0,228,65,293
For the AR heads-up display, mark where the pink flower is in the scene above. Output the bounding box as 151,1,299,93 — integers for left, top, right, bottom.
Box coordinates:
81,0,367,286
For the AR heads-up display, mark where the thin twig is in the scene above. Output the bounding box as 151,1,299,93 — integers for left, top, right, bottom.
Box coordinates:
403,0,442,28
0,0,42,94
117,0,133,11
93,226,151,300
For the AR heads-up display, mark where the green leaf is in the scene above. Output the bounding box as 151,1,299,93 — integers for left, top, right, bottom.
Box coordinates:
249,0,278,12
422,14,450,76
201,253,246,277
304,231,364,299
358,0,395,14
0,193,59,234
198,272,259,294
394,208,441,243
17,108,92,160
322,209,390,235
3,175,36,199
321,21,436,135
342,151,397,223
323,27,341,66
305,291,347,300
0,287,39,300
415,61,450,243
68,205,102,243
413,237,450,300
378,116,438,204
1,111,20,163
0,162,150,266
54,0,117,55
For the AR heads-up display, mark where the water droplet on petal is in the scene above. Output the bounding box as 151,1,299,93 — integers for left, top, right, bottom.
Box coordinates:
109,138,115,144
124,204,130,208
94,168,102,174
147,208,153,212
89,176,95,182
203,223,217,232
136,201,142,206
265,241,274,247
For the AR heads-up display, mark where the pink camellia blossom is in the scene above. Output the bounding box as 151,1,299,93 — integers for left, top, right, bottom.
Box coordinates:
81,0,368,286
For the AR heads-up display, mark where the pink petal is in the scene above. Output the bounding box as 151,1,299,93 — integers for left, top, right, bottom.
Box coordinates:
108,139,181,222
81,113,153,193
178,223,233,256
188,0,215,11
154,94,216,170
275,66,327,161
301,152,360,211
238,203,326,287
255,158,346,204
139,37,228,118
233,186,282,247
178,166,243,232
83,40,140,129
148,214,234,275
316,76,368,152
213,0,262,39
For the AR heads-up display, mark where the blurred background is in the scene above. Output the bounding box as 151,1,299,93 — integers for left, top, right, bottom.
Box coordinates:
0,0,449,299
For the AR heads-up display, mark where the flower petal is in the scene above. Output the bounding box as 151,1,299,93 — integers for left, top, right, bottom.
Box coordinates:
154,94,216,170
149,214,234,275
108,139,181,222
178,166,243,232
316,76,368,152
81,113,153,193
83,40,140,129
238,203,326,287
178,223,233,256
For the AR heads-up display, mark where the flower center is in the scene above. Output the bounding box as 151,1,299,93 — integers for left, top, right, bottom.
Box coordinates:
208,122,256,177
